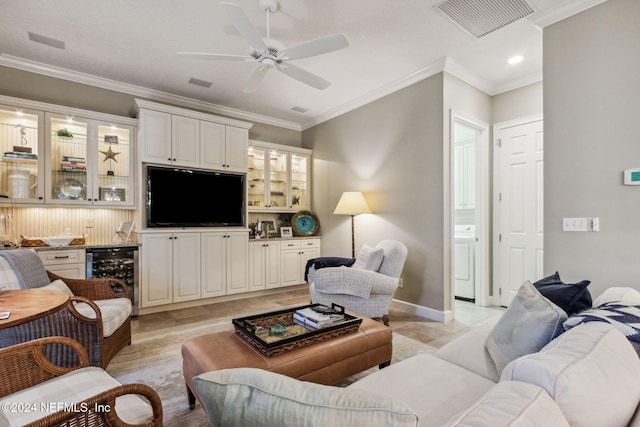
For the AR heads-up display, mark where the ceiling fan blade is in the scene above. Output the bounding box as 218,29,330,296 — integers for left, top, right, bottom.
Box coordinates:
280,34,349,61
177,52,251,61
220,2,266,52
277,63,331,90
243,65,269,93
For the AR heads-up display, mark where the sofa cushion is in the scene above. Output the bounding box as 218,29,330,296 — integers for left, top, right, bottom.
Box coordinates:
485,281,567,374
446,381,569,427
39,279,75,297
193,368,418,427
435,323,499,382
593,286,640,307
533,271,592,316
0,366,152,426
73,298,132,337
352,244,384,271
501,322,640,427
348,353,494,426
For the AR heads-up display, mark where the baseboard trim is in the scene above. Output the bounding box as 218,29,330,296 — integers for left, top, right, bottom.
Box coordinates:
391,299,453,323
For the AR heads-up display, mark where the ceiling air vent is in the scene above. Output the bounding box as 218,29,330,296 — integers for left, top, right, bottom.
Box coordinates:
188,77,213,88
435,0,536,38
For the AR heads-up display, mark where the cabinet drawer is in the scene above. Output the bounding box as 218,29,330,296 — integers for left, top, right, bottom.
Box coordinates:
38,249,85,266
300,239,320,249
281,240,300,250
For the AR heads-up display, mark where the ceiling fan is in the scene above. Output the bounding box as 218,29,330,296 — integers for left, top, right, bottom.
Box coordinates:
178,0,349,92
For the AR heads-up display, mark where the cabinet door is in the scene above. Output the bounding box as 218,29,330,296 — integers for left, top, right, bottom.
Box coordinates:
46,113,92,205
201,232,227,298
268,151,287,209
226,232,249,294
140,233,173,308
0,105,45,204
139,109,172,165
200,120,226,170
280,249,301,286
172,233,201,302
225,126,248,172
264,241,281,289
94,122,135,207
290,153,309,210
249,241,266,291
171,115,199,168
248,147,267,208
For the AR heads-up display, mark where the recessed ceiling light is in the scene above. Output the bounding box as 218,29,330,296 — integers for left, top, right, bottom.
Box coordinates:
508,55,524,65
188,77,213,88
27,31,65,50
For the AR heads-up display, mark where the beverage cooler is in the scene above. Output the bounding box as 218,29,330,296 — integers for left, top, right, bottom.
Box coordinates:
86,246,139,316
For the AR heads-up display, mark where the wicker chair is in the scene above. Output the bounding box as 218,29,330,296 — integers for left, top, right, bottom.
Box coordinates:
0,336,162,427
0,249,132,368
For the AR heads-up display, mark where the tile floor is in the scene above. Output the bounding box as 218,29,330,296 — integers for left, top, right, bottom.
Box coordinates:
132,287,505,349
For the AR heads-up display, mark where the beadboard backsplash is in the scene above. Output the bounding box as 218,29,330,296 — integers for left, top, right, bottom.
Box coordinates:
0,207,135,246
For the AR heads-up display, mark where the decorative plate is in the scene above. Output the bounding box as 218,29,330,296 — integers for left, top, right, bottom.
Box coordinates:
56,178,87,200
291,210,319,236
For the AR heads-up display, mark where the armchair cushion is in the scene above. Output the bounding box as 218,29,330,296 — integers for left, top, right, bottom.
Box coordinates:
40,279,75,297
352,244,385,271
73,298,132,337
0,366,153,426
193,368,418,427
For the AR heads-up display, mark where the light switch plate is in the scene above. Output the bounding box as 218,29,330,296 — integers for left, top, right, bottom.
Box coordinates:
563,217,588,232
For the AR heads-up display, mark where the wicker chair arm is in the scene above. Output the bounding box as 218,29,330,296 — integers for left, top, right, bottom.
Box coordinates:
47,271,130,300
25,383,164,427
0,336,89,398
66,296,104,324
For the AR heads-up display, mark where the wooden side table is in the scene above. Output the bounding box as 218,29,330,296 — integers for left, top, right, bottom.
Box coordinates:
0,289,69,330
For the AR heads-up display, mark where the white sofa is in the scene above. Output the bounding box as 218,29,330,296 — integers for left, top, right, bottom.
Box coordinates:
191,284,640,426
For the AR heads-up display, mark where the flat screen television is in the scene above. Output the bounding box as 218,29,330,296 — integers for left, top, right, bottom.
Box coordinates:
146,165,245,228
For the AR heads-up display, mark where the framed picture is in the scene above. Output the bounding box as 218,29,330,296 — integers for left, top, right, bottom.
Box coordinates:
104,135,119,144
280,226,293,238
261,220,276,236
99,187,125,202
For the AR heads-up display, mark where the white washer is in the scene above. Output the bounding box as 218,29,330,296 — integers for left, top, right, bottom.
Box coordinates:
454,225,475,301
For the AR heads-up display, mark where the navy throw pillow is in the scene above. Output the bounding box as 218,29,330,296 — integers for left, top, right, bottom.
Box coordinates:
533,271,592,316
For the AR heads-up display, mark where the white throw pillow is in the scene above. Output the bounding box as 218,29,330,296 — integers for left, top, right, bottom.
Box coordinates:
501,322,640,427
485,281,567,374
352,244,384,271
447,381,569,427
593,287,640,307
38,279,75,297
193,368,418,427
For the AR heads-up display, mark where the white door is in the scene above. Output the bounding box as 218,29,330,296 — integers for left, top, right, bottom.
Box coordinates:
494,117,544,306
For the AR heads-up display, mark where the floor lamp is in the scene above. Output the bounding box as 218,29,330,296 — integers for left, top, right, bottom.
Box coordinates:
334,192,371,258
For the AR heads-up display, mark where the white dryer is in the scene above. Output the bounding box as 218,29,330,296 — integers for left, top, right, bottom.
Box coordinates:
454,225,475,301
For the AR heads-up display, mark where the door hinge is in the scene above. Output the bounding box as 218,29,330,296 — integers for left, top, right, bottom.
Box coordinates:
497,138,502,148
499,192,502,202
499,288,502,296
499,234,502,242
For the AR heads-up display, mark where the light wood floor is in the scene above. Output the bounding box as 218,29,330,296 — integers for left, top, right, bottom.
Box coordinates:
132,287,504,350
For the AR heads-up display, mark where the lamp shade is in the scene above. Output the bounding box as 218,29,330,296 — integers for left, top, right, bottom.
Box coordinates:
334,192,371,215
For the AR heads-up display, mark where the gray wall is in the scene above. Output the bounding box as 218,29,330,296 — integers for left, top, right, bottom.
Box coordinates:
492,82,542,124
544,0,640,297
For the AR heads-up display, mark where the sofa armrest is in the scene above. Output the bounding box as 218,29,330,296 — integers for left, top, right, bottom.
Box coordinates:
28,383,163,427
0,337,89,397
310,267,398,297
48,271,129,300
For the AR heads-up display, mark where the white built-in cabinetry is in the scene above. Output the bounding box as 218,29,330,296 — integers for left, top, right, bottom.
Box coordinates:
37,248,86,279
135,100,249,172
249,240,281,291
280,239,321,287
201,231,249,297
454,140,476,210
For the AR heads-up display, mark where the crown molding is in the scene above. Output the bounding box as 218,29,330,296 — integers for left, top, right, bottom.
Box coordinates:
528,0,608,28
0,54,302,131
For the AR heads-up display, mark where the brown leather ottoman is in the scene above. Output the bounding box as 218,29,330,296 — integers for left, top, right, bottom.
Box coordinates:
182,315,392,409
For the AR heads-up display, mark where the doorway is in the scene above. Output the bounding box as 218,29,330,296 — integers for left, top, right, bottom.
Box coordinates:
451,111,489,307
493,115,544,306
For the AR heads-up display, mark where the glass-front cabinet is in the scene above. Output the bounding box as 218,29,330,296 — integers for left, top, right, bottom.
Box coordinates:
247,141,311,212
45,113,135,207
0,105,45,203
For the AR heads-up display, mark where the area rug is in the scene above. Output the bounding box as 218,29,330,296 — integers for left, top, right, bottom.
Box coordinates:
107,317,434,427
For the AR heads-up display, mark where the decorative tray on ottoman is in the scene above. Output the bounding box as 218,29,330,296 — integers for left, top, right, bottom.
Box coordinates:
232,303,362,357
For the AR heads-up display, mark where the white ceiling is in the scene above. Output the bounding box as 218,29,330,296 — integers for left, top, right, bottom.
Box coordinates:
0,0,605,130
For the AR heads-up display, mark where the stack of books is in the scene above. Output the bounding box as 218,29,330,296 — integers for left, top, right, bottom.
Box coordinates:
293,306,345,330
60,156,86,172
3,151,38,162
